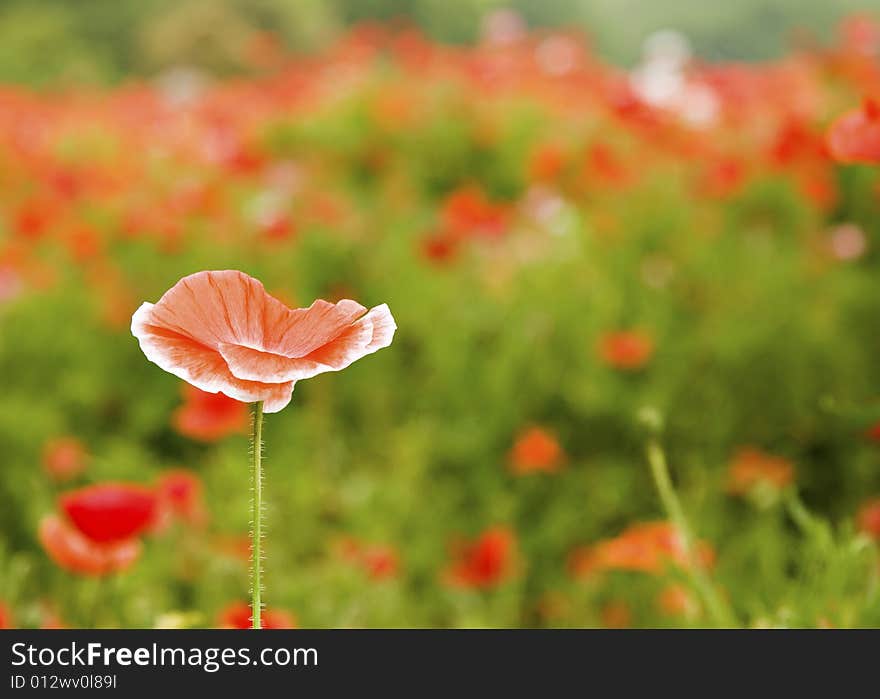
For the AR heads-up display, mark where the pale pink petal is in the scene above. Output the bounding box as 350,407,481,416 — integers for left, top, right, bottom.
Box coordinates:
132,302,295,413
221,305,395,382
265,298,367,357
144,270,290,350
300,316,375,369
360,303,396,352
218,343,329,383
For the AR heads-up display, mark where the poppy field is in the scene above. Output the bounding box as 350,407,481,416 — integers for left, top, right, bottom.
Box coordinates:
4,15,880,629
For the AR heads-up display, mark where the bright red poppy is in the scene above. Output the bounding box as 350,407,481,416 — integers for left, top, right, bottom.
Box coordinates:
656,584,698,619
131,270,396,413
865,421,880,442
725,448,794,496
155,470,207,528
509,426,564,474
827,98,880,163
38,514,141,576
597,330,654,370
445,526,516,589
857,498,880,540
0,603,12,629
60,483,158,544
42,437,89,482
529,143,567,181
337,537,399,580
217,601,297,629
569,521,714,578
441,186,510,240
172,384,249,442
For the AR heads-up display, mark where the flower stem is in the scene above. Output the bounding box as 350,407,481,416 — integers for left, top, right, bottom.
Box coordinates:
645,439,737,628
251,400,264,630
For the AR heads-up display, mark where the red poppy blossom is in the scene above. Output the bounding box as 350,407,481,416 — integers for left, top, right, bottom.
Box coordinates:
420,232,459,264
131,270,396,413
42,437,89,482
60,483,158,544
865,421,880,442
725,448,794,496
529,143,567,181
337,537,399,580
0,603,12,629
172,384,249,442
600,600,632,628
441,186,510,240
155,470,207,528
569,521,714,578
217,601,297,629
38,515,141,576
509,426,564,474
445,526,516,589
597,330,654,370
857,498,880,540
657,584,698,618
827,98,880,163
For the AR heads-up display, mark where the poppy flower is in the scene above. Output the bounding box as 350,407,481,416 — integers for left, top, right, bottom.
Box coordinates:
154,470,207,528
42,436,89,482
569,521,714,578
217,602,297,629
420,232,459,265
509,426,564,474
827,98,880,163
444,526,516,589
38,515,141,576
60,483,158,544
131,270,396,413
839,13,880,55
529,143,567,181
857,498,880,540
865,421,880,442
697,156,746,198
597,330,654,370
600,600,632,628
441,187,510,240
586,143,631,187
725,448,794,497
657,584,698,619
12,197,58,240
337,537,399,580
0,603,12,629
172,384,249,442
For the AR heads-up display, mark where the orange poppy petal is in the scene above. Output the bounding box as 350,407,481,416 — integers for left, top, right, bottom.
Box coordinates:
39,515,141,576
132,303,295,412
268,297,368,358
217,305,394,382
217,344,331,383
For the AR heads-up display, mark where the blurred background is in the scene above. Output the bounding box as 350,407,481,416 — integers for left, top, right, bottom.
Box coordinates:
0,0,878,85
2,1,880,629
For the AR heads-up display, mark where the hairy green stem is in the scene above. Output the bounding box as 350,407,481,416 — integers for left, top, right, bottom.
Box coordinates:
251,401,264,630
646,439,737,628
